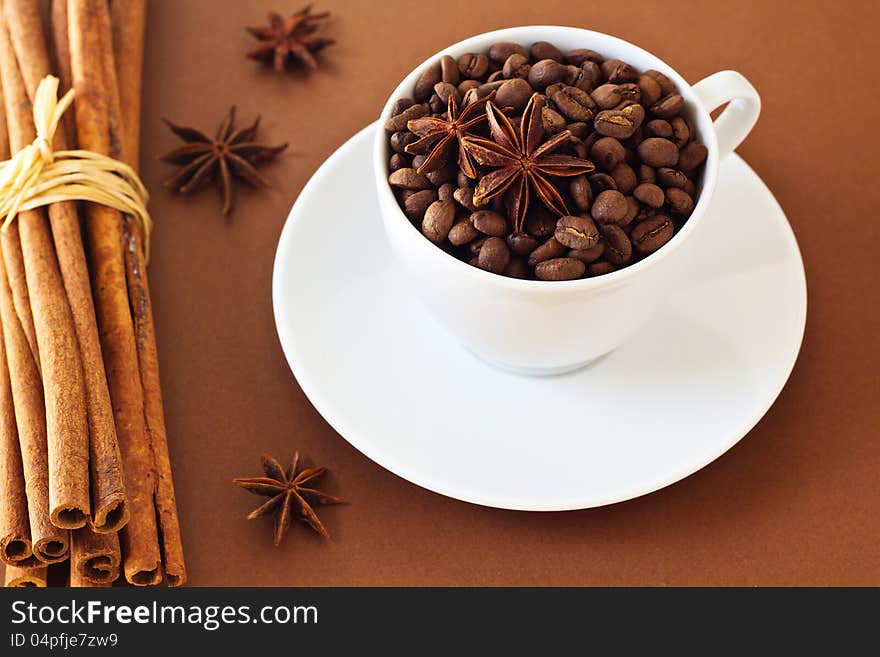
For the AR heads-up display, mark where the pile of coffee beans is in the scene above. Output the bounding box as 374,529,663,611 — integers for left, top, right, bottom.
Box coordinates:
385,41,707,281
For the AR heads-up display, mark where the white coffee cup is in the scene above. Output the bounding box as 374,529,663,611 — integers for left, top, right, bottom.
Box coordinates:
373,26,760,375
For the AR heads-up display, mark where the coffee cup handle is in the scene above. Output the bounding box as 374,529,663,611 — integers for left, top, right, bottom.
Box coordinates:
691,71,761,158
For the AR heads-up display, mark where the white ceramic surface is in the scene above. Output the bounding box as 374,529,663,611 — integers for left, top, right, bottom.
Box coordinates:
272,125,807,511
373,26,761,374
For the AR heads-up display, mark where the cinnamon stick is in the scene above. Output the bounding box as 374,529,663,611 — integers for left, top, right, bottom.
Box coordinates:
0,9,90,530
0,252,68,563
71,526,120,585
68,0,161,586
48,0,76,146
5,563,47,586
108,0,186,587
4,0,128,534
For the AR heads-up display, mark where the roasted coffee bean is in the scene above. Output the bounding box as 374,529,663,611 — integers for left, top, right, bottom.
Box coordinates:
535,257,586,281
503,257,529,279
496,78,533,111
489,42,529,63
433,82,461,107
456,170,472,187
471,210,508,237
384,103,427,132
644,119,673,138
428,93,445,113
468,236,488,255
440,55,460,84
622,103,645,129
453,186,478,211
507,232,540,256
631,215,674,254
426,164,457,185
677,142,708,171
590,137,625,171
528,59,566,89
476,80,505,98
527,237,567,266
422,200,455,244
415,63,442,101
555,214,599,249
670,116,689,147
569,137,588,160
437,183,455,202
592,189,628,224
637,73,662,107
565,48,603,65
389,167,432,190
487,70,504,83
448,220,480,246
458,79,481,95
651,94,684,119
502,53,531,79
412,154,427,170
665,187,694,215
644,69,675,95
638,164,656,184
600,224,632,265
570,175,593,211
622,196,640,226
633,182,665,208
638,138,679,167
541,106,567,134
591,83,622,109
655,167,689,189
580,60,603,88
594,109,638,139
589,260,617,276
566,122,590,140
563,65,592,92
390,97,415,116
388,153,408,172
682,177,697,197
617,83,641,103
404,189,437,220
531,41,563,62
458,53,489,79
588,172,618,194
610,163,637,195
567,241,605,264
552,85,596,122
545,82,565,98
525,207,558,238
477,237,511,273
601,59,638,83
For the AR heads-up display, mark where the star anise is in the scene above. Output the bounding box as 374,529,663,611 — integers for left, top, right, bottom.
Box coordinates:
461,93,595,232
160,106,288,216
246,5,334,72
233,453,345,546
404,90,498,178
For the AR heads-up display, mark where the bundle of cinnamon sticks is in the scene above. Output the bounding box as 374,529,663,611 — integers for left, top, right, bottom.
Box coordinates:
0,0,184,587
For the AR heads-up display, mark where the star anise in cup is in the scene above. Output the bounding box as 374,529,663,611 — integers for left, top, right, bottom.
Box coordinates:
404,90,498,179
461,93,595,232
246,5,334,72
160,106,288,216
233,453,345,546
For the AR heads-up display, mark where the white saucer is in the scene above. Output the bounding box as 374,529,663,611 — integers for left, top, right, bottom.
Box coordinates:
272,124,807,511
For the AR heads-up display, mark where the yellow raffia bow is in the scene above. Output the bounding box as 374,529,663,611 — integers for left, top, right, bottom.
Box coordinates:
0,75,152,257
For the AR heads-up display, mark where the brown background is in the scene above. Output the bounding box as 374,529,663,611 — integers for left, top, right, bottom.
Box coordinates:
21,0,880,586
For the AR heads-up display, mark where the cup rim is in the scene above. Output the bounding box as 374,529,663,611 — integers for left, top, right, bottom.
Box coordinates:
373,25,719,292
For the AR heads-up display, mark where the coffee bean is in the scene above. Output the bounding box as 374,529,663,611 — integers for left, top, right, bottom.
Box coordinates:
565,48,603,65
527,237,567,266
610,163,637,195
600,224,633,265
665,187,694,215
453,186,478,211
502,53,531,79
390,97,415,116
415,63,442,101
591,83,622,109
487,70,504,83
437,183,455,202
428,93,445,113
570,175,593,211
535,257,586,281
588,173,618,195
633,182,665,208
471,210,508,237
384,103,427,132
389,167,432,190
528,59,566,89
404,189,438,220
638,164,656,184
682,177,697,197
507,232,540,256
438,55,460,85
564,65,593,92
638,138,680,167
541,106,567,134
567,241,605,263
590,136,625,170
580,60,603,88
622,103,645,129
477,236,511,273
631,215,674,254
388,153,408,172
622,196,640,226
489,42,529,63
677,142,708,171
448,220,480,246
637,73,662,107
496,78,533,111
644,69,675,96
531,41,563,62
390,131,417,154
459,53,489,79
476,80,505,98
433,82,461,107
555,214,599,249
670,116,689,147
468,237,488,255
617,83,641,103
503,257,530,279
569,136,588,160
644,119,673,138
458,79,481,95
426,163,457,185
592,189,628,223
594,109,638,139
589,260,617,276
655,167,689,189
601,59,638,83
552,85,596,122
525,208,558,238
422,200,456,243
651,94,684,119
